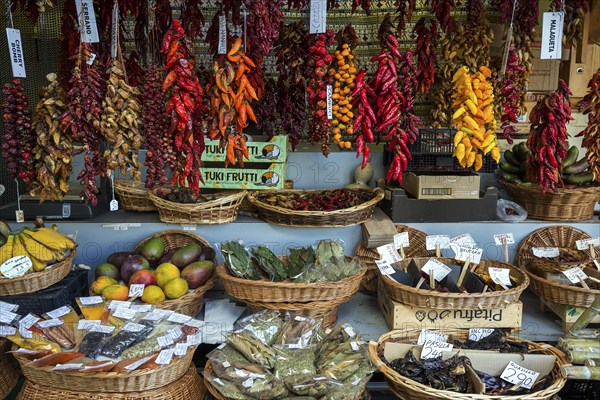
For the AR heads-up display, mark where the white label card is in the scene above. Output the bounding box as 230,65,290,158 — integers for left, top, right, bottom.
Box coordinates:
130,304,152,312
500,361,540,389
37,319,63,328
109,199,119,211
53,363,84,371
0,310,18,324
350,341,360,351
128,284,145,298
168,313,192,324
6,28,26,77
0,301,18,313
562,267,588,284
218,15,227,55
309,0,327,34
489,267,512,288
455,246,483,264
86,52,96,65
124,355,153,372
174,343,189,356
187,333,202,345
75,0,100,43
532,247,559,258
19,314,39,329
79,296,103,305
469,328,495,341
15,209,24,223
47,306,72,319
449,234,476,247
343,324,356,338
1,256,32,278
375,259,395,276
122,322,146,333
90,325,115,334
426,235,451,250
394,232,410,249
108,300,131,310
110,2,118,59
377,243,403,264
156,349,175,365
0,326,16,336
417,329,448,345
185,319,205,329
540,12,564,60
158,335,174,347
326,85,333,119
78,320,101,330
113,307,137,320
494,233,515,245
576,238,600,250
421,259,452,281
421,339,454,360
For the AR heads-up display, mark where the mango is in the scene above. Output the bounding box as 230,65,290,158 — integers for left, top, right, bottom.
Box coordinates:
91,276,118,295
171,243,202,268
141,285,166,304
139,237,165,265
155,263,180,289
163,278,188,299
102,284,129,301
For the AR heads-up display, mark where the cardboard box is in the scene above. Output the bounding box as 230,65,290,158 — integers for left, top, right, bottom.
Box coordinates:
377,279,523,331
202,135,287,163
403,172,480,200
528,47,560,92
199,162,285,190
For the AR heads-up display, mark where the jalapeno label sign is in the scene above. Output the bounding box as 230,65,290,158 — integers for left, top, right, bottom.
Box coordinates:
500,361,539,389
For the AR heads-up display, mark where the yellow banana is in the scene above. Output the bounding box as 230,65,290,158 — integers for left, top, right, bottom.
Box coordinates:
0,235,15,265
23,227,75,252
20,232,56,263
11,234,29,258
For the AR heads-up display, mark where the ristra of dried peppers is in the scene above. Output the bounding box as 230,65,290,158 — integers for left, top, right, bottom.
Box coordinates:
306,30,335,156
30,73,70,202
395,0,417,36
414,17,439,94
351,0,372,15
1,79,34,185
527,80,573,193
255,78,280,138
162,19,205,192
351,69,376,169
577,69,600,183
430,0,455,34
498,47,526,144
551,0,588,48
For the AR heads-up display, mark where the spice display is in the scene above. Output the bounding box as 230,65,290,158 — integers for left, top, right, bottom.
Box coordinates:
414,17,439,94
352,70,376,169
577,68,600,184
257,189,363,211
78,329,113,359
395,0,417,35
221,240,262,280
251,246,288,282
498,47,527,144
237,310,284,346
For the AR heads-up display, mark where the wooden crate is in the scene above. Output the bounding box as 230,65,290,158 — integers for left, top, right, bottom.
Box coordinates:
540,298,600,333
377,279,523,331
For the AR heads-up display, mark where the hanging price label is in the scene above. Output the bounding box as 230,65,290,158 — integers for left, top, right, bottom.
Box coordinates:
417,329,448,345
37,319,63,328
6,28,26,77
494,233,515,245
468,328,494,341
218,15,227,54
562,267,588,284
532,247,559,258
500,361,539,389
489,267,512,288
75,0,100,43
540,12,564,60
394,232,410,249
15,209,24,223
309,0,327,34
426,235,450,250
326,85,333,119
86,52,96,65
128,284,145,299
421,339,453,360
0,310,18,324
576,238,600,250
0,256,32,278
110,2,118,59
109,199,119,211
108,300,132,310
421,258,452,281
455,246,483,264
168,313,192,324
377,243,403,264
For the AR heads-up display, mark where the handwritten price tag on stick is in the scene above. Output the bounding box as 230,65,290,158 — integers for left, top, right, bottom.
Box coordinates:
375,259,395,276
128,284,145,299
469,328,494,341
494,233,515,245
426,235,450,255
421,339,454,360
562,267,589,289
455,246,483,264
489,267,512,289
532,247,559,258
500,361,540,389
576,238,600,250
377,244,403,264
421,258,451,281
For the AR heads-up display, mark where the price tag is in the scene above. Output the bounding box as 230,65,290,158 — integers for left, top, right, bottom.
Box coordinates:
47,306,72,319
74,0,100,43
123,355,153,372
168,328,182,341
421,259,452,281
469,328,495,341
37,319,63,328
350,341,360,351
576,238,600,250
122,322,146,332
417,329,448,345
449,233,476,247
19,314,39,338
500,361,540,389
0,326,16,336
287,343,303,349
0,310,18,324
0,256,32,278
174,343,189,356
213,378,225,386
218,15,227,55
425,235,450,250
326,85,333,119
562,267,589,284
294,316,307,322
0,301,18,313
185,319,205,328
53,363,83,371
540,12,564,60
375,259,395,276
309,0,327,34
128,284,145,298
109,199,119,211
108,300,131,310
455,246,483,264
15,209,24,223
142,311,164,321
168,313,192,324
130,304,152,312
78,320,101,330
181,224,197,231
532,247,559,258
421,339,454,360
489,267,512,289
90,325,115,334
343,323,356,338
156,349,175,365
158,335,174,347
377,243,403,264
394,232,410,249
110,2,118,59
6,28,26,77
187,332,202,345
113,307,137,320
78,296,103,305
86,52,96,65
494,233,515,245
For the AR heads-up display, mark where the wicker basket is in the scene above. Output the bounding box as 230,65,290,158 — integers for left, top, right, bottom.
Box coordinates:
16,365,202,400
247,188,385,227
502,181,600,221
134,231,217,316
525,264,600,307
0,251,75,296
13,345,196,393
380,257,529,309
114,180,157,212
0,339,19,399
147,189,246,224
528,247,590,274
355,225,435,293
368,328,568,400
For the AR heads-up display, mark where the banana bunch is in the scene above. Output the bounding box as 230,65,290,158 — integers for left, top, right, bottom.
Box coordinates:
0,223,75,275
451,66,501,170
101,61,143,181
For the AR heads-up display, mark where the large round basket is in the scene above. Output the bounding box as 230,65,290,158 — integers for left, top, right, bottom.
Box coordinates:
355,225,435,293
380,257,529,309
0,251,75,296
502,181,600,221
13,345,196,393
528,247,590,274
16,364,202,400
114,180,157,212
524,264,600,307
147,189,246,224
368,329,568,400
247,188,385,227
134,231,217,316
0,339,19,399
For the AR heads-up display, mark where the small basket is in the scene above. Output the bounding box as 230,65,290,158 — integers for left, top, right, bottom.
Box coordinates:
0,339,19,399
246,297,349,329
380,257,529,309
247,188,385,227
524,264,600,307
502,181,600,221
355,224,435,292
134,231,217,316
0,251,75,296
114,180,156,212
13,345,196,393
16,365,202,400
528,247,590,274
368,328,568,400
147,189,246,224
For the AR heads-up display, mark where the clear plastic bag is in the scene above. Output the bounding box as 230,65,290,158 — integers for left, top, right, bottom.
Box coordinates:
77,325,115,359
226,330,277,368
285,375,332,397
237,309,283,346
496,198,527,222
120,321,178,359
100,320,153,358
275,315,321,347
273,346,317,381
219,241,261,280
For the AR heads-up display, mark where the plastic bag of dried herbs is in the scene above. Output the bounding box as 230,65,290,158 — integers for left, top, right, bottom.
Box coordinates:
203,374,253,400
239,374,289,400
322,376,371,400
273,346,317,382
317,331,368,382
100,318,154,358
287,246,316,278
210,349,270,383
226,330,277,368
236,309,284,346
220,241,262,280
275,314,321,347
207,343,251,365
285,375,336,397
251,245,288,281
120,322,180,359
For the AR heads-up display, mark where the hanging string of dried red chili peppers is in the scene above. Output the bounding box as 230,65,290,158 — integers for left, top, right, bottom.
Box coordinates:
498,47,526,144
414,17,439,94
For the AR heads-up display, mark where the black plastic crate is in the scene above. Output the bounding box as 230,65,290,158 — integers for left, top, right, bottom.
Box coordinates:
0,269,89,315
558,380,600,400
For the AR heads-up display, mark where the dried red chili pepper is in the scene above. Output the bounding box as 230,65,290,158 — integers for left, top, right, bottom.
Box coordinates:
352,69,376,169
180,0,205,40
395,0,417,36
498,47,526,144
414,17,439,94
430,0,455,33
577,68,600,184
